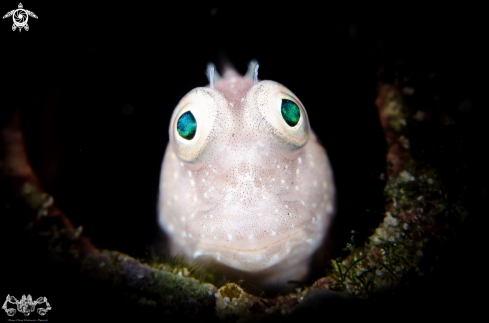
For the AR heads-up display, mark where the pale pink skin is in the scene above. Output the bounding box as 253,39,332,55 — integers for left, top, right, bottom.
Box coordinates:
158,66,335,287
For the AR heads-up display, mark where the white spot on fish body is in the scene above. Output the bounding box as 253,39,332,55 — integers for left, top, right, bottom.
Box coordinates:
326,204,333,213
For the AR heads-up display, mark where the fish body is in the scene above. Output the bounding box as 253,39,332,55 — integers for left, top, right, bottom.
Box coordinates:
158,62,335,286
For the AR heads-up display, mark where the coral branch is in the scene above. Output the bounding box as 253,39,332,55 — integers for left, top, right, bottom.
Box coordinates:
320,83,468,299
1,109,98,264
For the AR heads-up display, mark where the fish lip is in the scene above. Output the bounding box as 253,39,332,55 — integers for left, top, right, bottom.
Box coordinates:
199,228,303,252
192,228,314,271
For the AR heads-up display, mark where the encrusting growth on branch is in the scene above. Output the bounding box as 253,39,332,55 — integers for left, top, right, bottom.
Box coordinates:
1,109,99,264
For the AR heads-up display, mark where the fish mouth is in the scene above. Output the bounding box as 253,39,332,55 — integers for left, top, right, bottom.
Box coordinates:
192,227,314,272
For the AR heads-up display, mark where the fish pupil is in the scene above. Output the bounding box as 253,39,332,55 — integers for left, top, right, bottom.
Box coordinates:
281,99,300,127
177,111,197,140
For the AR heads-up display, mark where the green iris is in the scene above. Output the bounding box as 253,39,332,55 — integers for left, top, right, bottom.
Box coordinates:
177,111,197,140
281,99,300,127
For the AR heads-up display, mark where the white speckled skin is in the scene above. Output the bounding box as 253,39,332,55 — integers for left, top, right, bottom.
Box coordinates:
158,68,335,286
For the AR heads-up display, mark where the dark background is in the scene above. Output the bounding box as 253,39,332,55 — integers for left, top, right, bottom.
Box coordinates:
1,2,484,321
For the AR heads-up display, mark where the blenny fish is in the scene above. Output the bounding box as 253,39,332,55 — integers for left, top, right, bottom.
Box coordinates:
158,61,335,287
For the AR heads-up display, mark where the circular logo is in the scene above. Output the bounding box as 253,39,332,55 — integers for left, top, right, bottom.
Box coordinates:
13,9,28,27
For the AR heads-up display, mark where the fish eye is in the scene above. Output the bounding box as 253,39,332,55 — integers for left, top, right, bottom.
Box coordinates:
177,111,197,140
281,99,300,127
170,87,227,165
244,81,309,155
